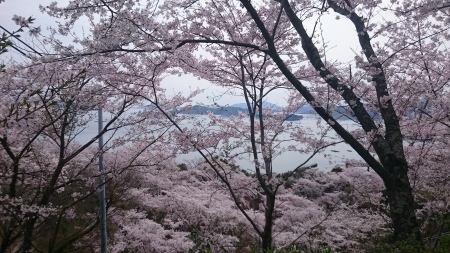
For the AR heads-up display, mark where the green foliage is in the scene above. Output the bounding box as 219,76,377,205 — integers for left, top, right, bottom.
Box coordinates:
0,16,36,71
0,33,13,55
177,163,188,171
246,243,335,253
0,33,12,72
283,179,294,189
437,234,450,252
188,230,213,253
211,155,240,171
207,155,246,175
146,210,167,224
360,234,450,253
318,248,334,253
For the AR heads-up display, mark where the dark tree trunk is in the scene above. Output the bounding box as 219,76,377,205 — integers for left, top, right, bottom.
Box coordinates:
239,0,424,245
21,215,37,253
384,162,421,242
0,225,13,253
262,193,275,252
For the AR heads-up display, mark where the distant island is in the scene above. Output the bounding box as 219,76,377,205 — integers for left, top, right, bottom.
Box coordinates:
138,102,380,121
177,104,303,121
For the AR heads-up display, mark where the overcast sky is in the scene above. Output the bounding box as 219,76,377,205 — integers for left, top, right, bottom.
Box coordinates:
1,0,361,107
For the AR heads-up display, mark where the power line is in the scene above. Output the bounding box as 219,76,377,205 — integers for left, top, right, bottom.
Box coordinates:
98,108,107,253
0,25,42,56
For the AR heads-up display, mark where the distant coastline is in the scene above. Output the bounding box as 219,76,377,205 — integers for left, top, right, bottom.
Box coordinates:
136,102,375,121
177,104,303,121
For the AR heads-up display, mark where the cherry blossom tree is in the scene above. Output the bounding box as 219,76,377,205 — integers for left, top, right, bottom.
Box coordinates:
175,42,342,250
159,0,450,246
104,146,388,252
0,25,192,251
26,0,450,249
0,60,111,251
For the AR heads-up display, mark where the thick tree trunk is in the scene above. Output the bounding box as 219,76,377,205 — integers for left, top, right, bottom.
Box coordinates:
262,194,275,252
0,226,12,253
384,163,421,242
21,215,37,253
240,0,423,246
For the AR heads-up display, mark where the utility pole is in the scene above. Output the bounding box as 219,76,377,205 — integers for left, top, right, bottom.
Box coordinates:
98,108,107,253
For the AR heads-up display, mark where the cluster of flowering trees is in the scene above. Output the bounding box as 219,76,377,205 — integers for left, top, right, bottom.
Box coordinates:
0,18,193,251
1,0,450,252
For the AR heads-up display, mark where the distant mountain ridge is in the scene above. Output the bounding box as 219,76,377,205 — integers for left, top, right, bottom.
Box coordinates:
137,102,378,121
295,104,382,120
230,102,283,111
178,104,303,121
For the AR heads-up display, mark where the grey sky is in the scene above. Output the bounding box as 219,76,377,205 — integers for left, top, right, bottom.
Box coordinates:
1,0,361,107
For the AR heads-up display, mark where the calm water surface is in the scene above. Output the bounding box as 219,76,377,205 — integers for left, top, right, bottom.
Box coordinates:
75,109,364,173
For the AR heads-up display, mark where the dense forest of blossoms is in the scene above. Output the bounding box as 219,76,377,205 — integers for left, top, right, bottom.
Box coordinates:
1,0,450,252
